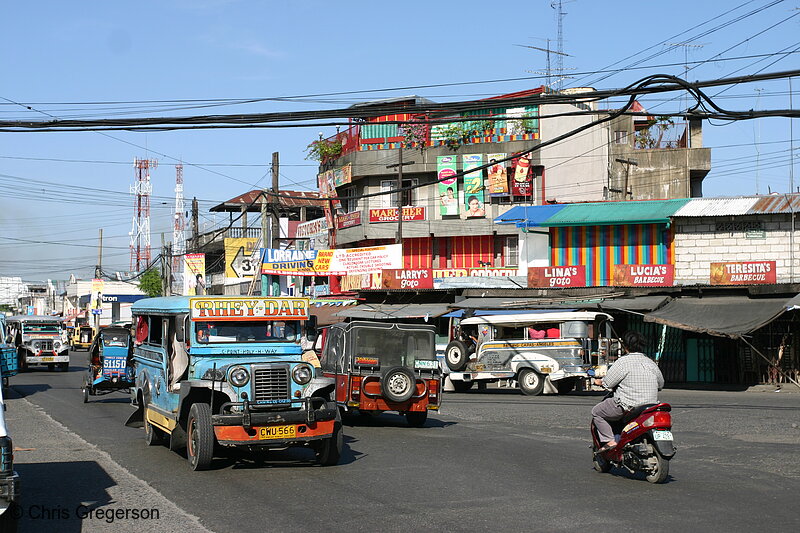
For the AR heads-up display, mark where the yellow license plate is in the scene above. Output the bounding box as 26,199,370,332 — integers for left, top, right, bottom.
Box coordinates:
42,357,54,362
258,425,296,440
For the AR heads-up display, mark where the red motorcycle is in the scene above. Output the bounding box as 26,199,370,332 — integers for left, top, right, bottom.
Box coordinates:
590,399,676,483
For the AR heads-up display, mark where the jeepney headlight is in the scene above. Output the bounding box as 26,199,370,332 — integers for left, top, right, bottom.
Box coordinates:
229,366,250,387
292,364,312,385
54,341,61,350
31,341,39,350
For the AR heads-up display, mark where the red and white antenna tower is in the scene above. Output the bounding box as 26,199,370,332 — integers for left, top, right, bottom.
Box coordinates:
171,164,186,294
130,158,157,271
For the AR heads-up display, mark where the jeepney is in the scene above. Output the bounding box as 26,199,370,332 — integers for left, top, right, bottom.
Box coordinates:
128,296,341,471
0,317,19,385
444,311,618,395
319,321,441,427
6,315,69,371
72,325,95,351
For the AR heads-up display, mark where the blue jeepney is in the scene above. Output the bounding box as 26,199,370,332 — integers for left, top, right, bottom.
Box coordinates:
82,326,134,402
128,296,341,471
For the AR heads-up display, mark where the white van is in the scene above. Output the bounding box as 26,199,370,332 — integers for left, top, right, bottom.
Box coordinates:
444,311,618,395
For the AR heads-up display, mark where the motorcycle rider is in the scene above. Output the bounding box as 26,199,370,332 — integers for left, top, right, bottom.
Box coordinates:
591,330,664,452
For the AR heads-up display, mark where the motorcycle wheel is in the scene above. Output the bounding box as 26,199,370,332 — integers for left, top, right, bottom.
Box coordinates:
592,444,611,473
645,452,670,484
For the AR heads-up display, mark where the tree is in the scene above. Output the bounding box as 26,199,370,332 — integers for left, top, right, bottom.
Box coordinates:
138,268,162,297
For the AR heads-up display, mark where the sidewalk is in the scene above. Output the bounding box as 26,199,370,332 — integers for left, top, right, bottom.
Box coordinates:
4,389,214,533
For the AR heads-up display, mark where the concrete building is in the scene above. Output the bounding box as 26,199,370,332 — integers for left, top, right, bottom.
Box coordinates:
63,279,146,327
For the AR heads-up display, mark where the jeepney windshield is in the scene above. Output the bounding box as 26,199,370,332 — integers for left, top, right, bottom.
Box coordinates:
352,326,435,368
25,322,60,334
102,335,129,348
194,320,299,344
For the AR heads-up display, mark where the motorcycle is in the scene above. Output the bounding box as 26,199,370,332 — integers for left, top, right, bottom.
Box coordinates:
590,395,676,484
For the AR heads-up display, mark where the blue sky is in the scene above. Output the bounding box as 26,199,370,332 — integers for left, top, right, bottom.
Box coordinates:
1,0,798,281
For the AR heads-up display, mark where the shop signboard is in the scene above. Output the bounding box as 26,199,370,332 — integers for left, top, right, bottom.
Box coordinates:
315,244,402,276
613,264,674,286
710,261,776,285
368,207,425,223
527,266,586,288
382,269,434,290
184,253,206,295
511,154,533,197
261,249,320,276
336,211,362,229
463,154,486,218
433,268,517,278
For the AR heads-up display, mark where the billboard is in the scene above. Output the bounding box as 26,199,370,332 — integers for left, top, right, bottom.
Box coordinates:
613,264,674,287
382,269,434,290
315,244,402,275
261,249,320,276
487,153,509,196
224,237,260,278
184,253,206,295
463,154,486,218
437,155,459,216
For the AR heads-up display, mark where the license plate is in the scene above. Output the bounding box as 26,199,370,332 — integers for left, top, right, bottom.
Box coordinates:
258,426,296,440
41,357,54,362
414,360,438,370
652,430,673,441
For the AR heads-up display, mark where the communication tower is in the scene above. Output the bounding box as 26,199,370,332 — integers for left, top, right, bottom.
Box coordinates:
129,158,158,272
172,164,186,294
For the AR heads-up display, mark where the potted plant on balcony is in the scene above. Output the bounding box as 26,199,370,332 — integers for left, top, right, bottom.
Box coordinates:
305,138,343,162
400,120,429,150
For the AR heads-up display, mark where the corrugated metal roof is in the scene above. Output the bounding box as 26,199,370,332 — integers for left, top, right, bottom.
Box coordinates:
493,205,568,227
673,197,759,218
747,193,800,214
543,199,690,227
210,190,325,212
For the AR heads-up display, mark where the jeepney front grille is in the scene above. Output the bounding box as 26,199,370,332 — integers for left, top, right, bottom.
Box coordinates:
253,368,290,402
39,340,53,351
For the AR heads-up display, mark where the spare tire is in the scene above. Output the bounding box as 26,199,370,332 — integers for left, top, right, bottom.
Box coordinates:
445,340,469,371
381,366,416,403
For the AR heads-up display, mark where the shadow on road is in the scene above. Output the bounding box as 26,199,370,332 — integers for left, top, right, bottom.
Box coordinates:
15,460,117,533
7,384,52,398
341,412,456,429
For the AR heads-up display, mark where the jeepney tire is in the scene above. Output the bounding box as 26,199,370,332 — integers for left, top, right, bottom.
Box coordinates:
59,362,69,372
82,387,89,403
187,403,215,471
47,364,55,372
518,368,545,396
0,501,19,533
445,340,469,372
406,410,428,427
556,378,577,395
316,421,343,466
380,366,416,403
144,410,164,447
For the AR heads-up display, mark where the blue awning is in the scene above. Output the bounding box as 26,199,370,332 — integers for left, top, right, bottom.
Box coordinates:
494,205,567,228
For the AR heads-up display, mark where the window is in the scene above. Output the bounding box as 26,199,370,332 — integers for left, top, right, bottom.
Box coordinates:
380,178,418,207
614,130,629,144
505,236,519,267
341,185,358,213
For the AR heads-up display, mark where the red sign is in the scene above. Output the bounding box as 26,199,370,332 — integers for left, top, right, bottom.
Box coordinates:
382,269,434,290
511,155,532,196
527,266,586,288
613,264,674,286
710,261,776,285
368,207,426,223
336,211,362,229
433,268,517,278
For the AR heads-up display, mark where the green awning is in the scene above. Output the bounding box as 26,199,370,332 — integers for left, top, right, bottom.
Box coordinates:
543,199,691,227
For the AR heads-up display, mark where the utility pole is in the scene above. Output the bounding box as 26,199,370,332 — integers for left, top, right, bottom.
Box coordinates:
95,228,103,279
191,197,199,251
270,152,280,296
615,158,638,200
386,144,414,244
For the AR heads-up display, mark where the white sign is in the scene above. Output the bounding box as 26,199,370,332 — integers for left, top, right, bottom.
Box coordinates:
324,244,402,275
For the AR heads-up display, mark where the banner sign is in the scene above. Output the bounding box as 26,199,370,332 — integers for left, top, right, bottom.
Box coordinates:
261,249,320,276
296,217,329,238
333,164,352,187
337,211,362,229
710,261,776,285
318,170,342,210
190,297,310,321
463,154,486,218
382,269,434,289
487,153,509,196
368,207,425,223
527,266,586,288
511,154,533,196
317,244,402,275
184,253,206,295
340,273,383,291
613,264,674,286
90,278,104,311
224,237,260,278
437,155,459,216
433,268,517,278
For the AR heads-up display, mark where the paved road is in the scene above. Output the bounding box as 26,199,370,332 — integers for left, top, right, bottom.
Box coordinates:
7,350,800,532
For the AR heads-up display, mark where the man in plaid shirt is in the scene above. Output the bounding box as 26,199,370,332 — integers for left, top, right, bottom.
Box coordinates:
591,330,664,451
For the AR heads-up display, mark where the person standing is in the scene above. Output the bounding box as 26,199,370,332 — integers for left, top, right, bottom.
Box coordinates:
591,330,664,451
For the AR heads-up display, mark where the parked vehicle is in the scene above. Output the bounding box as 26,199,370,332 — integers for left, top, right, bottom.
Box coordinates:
6,315,69,372
444,311,618,395
128,296,341,471
72,325,95,351
0,366,20,532
318,321,442,427
82,326,135,403
0,318,19,387
590,394,675,484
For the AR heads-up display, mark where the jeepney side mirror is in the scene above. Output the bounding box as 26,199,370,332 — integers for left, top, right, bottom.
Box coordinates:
306,316,318,343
